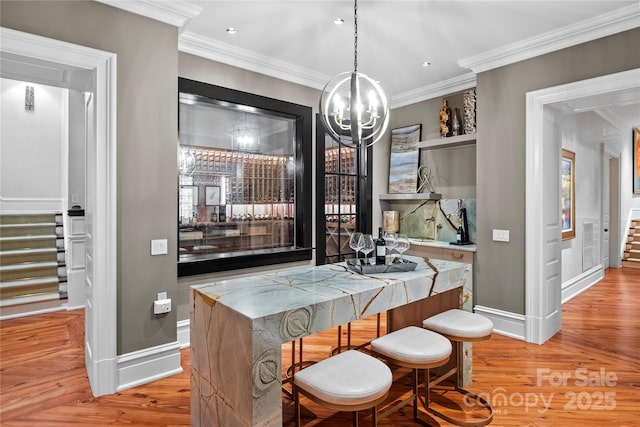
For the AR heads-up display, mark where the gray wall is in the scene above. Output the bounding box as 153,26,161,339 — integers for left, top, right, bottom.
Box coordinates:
1,0,179,354
476,28,640,314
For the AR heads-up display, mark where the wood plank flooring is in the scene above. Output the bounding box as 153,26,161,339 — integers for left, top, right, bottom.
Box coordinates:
1,267,639,426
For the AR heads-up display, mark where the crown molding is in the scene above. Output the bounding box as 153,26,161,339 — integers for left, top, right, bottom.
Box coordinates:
458,4,640,74
96,0,202,31
179,31,331,91
390,72,477,109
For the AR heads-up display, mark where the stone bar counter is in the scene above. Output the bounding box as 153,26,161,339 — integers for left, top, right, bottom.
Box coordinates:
190,256,471,427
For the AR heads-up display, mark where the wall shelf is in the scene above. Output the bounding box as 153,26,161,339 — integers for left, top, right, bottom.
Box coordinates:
416,132,477,150
379,193,442,201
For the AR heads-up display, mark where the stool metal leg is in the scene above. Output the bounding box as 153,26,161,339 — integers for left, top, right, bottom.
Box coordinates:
425,340,493,427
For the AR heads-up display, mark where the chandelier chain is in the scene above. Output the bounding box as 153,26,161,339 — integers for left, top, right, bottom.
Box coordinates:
353,0,358,72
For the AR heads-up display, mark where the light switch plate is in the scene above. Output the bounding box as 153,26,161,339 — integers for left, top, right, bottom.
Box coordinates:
151,239,168,255
493,229,510,242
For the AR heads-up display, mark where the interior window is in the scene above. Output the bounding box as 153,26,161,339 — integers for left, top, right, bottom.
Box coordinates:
178,78,312,275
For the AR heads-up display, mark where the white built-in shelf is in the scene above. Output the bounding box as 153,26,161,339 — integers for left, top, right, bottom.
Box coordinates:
379,193,442,201
416,132,477,150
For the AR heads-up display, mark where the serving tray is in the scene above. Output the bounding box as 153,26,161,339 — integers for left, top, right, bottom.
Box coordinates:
346,258,417,275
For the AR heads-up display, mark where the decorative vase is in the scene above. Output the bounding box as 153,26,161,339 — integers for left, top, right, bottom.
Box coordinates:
451,108,461,136
383,211,399,232
462,89,476,134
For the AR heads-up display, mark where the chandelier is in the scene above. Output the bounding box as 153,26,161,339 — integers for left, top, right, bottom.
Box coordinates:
232,112,260,152
232,126,260,152
319,0,389,147
178,146,195,176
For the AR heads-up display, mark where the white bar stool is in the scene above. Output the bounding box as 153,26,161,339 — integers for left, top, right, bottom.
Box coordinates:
293,350,392,426
370,325,452,425
422,308,494,426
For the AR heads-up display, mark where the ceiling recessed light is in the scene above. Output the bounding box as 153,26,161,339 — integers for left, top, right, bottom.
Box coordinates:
422,61,432,67
226,28,237,35
334,18,344,25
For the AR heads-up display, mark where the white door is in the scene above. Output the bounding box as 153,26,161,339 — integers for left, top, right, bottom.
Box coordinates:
602,150,611,269
606,153,621,268
541,108,562,341
83,92,97,383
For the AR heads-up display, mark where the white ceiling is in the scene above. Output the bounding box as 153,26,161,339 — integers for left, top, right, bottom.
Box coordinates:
101,0,639,107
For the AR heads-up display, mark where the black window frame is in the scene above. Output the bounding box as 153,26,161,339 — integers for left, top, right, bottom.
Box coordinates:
177,78,312,276
315,114,373,265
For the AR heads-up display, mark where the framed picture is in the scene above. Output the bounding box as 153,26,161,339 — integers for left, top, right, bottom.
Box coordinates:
634,127,640,194
205,186,221,206
180,185,198,206
561,148,575,241
388,124,422,193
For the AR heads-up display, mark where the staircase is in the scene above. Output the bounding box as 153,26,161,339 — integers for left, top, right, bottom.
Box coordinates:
622,219,640,269
0,213,67,314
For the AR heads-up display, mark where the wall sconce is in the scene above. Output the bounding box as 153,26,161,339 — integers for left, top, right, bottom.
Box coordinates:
25,86,34,111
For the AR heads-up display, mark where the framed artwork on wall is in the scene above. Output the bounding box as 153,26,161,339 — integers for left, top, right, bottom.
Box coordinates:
205,185,221,206
561,148,575,241
634,127,640,194
388,124,422,193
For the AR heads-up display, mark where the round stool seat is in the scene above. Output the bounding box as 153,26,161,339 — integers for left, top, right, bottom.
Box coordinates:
423,309,493,341
371,326,451,369
294,350,392,407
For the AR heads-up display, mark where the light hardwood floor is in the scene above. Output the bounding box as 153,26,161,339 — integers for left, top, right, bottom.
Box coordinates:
1,267,638,426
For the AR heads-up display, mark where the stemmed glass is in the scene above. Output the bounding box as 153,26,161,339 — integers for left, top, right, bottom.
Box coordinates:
349,232,364,262
395,234,410,260
360,234,375,265
384,231,397,262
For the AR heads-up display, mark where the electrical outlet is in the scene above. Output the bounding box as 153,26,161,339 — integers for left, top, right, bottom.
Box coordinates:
151,239,168,255
154,298,171,314
493,229,510,242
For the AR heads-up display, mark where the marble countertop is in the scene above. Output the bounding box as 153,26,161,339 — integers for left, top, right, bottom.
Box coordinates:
410,238,477,252
192,255,469,321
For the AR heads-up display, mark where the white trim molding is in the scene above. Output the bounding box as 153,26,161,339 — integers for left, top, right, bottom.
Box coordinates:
526,68,640,345
459,4,640,74
179,31,331,90
177,319,190,349
117,341,183,392
390,72,477,109
1,26,119,397
96,0,202,32
474,305,526,341
561,265,604,304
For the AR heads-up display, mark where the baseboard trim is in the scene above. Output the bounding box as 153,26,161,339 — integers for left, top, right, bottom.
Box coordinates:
117,341,183,392
177,319,190,349
561,265,604,304
473,305,526,341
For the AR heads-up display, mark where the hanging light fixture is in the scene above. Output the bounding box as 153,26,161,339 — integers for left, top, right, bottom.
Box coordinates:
178,145,195,176
319,0,389,147
232,113,260,152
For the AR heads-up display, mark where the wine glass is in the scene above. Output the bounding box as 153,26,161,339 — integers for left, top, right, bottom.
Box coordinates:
359,234,375,265
395,234,410,260
349,232,364,261
384,231,397,262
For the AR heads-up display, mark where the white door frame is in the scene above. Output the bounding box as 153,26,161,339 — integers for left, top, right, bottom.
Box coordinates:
525,68,639,344
1,27,118,396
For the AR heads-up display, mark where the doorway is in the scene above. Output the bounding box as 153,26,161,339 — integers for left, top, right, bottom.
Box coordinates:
1,27,118,396
525,68,640,344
